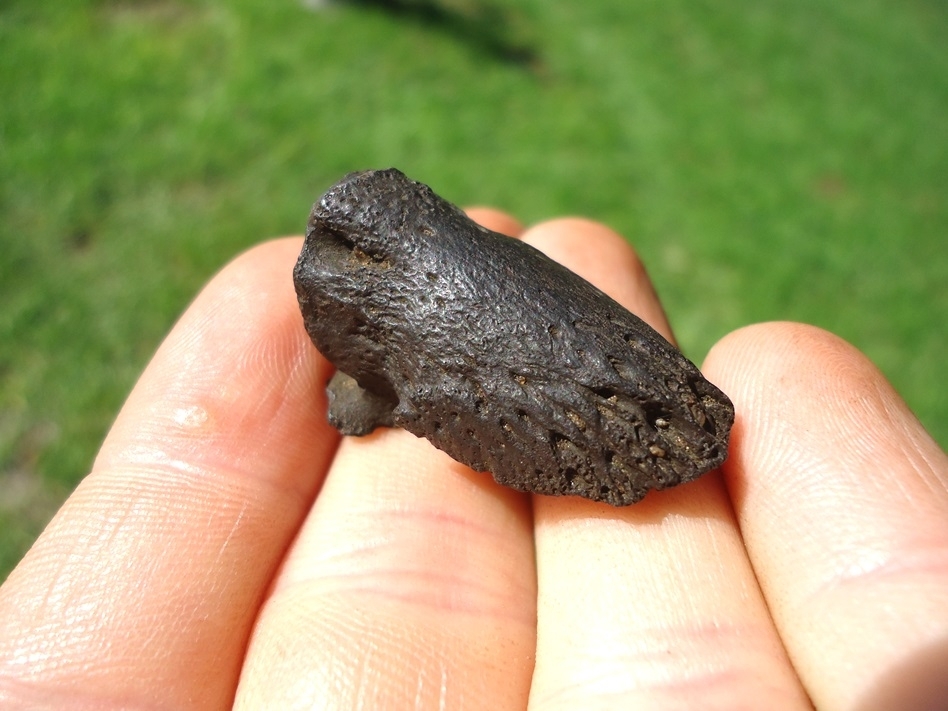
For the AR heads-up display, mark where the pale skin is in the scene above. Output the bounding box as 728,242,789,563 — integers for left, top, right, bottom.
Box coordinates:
1,212,947,711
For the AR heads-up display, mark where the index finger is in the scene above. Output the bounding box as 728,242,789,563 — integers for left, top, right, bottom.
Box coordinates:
0,239,337,710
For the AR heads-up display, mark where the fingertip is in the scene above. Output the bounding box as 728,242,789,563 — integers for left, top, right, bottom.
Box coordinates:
706,320,852,370
231,235,304,267
705,320,904,429
464,207,524,237
706,319,946,495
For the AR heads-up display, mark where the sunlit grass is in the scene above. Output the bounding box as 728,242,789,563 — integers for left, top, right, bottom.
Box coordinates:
1,0,946,577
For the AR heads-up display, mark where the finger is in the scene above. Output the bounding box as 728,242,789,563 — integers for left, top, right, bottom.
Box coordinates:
0,239,337,710
236,214,537,709
465,206,525,237
523,220,810,709
704,322,948,711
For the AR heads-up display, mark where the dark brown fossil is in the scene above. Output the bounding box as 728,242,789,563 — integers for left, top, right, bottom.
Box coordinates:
293,168,734,506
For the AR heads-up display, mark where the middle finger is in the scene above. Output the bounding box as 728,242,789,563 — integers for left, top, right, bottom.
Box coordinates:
525,220,810,710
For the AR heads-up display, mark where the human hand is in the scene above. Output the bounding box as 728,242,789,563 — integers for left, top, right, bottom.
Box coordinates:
1,213,946,710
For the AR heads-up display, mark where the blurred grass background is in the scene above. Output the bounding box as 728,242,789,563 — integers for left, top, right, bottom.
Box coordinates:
1,0,946,579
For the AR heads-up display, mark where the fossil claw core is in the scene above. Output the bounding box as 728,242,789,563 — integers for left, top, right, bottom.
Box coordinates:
294,168,734,506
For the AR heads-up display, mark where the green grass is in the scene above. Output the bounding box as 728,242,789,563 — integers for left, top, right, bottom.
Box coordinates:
1,0,946,579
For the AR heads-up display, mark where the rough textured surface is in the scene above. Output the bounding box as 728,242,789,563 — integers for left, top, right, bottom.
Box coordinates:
294,168,734,506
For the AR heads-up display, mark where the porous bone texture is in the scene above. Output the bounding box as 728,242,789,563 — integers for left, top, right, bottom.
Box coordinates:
293,168,734,506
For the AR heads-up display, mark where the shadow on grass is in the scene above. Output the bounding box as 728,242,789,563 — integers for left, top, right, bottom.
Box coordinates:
332,0,541,69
